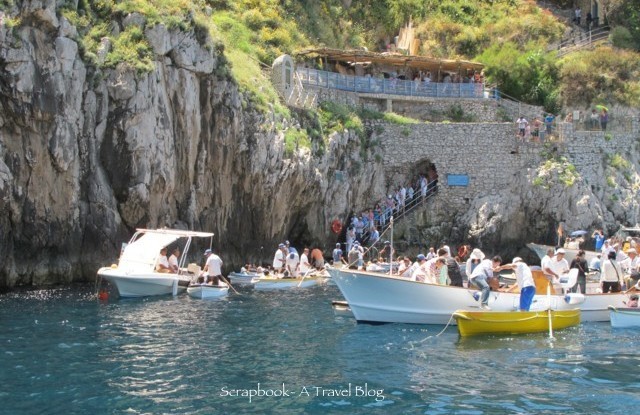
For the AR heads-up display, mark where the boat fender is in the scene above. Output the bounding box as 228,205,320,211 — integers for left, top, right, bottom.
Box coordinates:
472,292,481,302
564,293,586,305
331,219,343,234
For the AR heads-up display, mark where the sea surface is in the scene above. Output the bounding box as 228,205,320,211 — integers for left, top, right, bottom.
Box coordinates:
1,283,638,415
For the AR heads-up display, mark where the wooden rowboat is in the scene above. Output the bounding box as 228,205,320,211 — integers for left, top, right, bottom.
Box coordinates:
187,283,229,299
252,275,325,290
452,309,581,336
608,306,640,328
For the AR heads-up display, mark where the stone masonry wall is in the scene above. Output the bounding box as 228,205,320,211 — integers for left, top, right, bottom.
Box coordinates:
369,119,640,237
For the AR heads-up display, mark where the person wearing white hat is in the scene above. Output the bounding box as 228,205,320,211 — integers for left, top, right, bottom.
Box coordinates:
621,248,640,288
469,255,503,309
499,257,536,311
203,248,223,285
548,249,570,290
273,243,287,272
465,248,485,278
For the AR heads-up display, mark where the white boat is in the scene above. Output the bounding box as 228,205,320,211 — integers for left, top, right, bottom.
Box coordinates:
228,271,260,286
327,267,630,324
252,274,325,290
187,283,229,299
608,306,640,328
97,228,213,298
527,242,598,265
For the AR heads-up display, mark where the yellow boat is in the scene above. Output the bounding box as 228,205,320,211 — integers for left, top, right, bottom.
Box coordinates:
452,309,581,337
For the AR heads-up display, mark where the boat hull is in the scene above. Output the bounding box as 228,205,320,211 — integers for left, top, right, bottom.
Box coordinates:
98,267,189,297
228,272,260,286
327,267,629,324
187,284,229,299
609,306,640,328
253,276,323,290
453,309,581,336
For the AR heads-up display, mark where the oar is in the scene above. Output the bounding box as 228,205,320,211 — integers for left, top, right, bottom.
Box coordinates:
220,274,240,295
547,282,554,339
297,269,314,288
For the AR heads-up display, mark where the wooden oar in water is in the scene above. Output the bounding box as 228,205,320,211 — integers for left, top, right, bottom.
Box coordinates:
297,269,314,288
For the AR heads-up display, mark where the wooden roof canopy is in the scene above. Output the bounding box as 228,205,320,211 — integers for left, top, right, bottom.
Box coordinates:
293,47,484,73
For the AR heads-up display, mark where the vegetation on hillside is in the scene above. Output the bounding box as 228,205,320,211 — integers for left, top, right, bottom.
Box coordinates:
6,0,637,113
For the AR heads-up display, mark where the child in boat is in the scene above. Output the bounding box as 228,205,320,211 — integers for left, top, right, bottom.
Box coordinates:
627,294,638,308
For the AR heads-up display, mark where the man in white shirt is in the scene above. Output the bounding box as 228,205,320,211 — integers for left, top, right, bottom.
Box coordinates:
203,248,223,285
155,247,171,273
168,247,180,273
469,256,502,309
300,248,313,274
501,257,536,311
410,254,429,282
620,248,640,287
285,249,300,278
272,243,287,272
541,248,556,281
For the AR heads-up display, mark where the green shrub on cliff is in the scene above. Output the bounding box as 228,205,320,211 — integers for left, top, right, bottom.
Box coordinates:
533,156,579,189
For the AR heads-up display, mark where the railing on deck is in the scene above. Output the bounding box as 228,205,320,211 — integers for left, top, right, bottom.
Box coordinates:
297,68,490,99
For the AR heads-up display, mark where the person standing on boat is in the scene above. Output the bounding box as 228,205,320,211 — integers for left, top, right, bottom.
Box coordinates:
300,247,313,274
465,248,484,280
155,247,171,273
310,247,325,270
600,250,624,293
501,257,536,311
203,248,223,285
273,243,287,273
549,249,570,292
331,243,344,266
570,250,589,294
445,249,464,287
469,256,503,310
168,247,181,273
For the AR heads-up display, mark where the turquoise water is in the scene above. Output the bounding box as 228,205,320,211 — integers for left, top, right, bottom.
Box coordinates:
1,284,638,414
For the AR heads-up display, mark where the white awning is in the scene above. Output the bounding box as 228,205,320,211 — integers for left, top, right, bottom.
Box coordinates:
118,233,181,274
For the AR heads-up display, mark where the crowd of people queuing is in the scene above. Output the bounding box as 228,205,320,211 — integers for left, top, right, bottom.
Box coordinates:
342,169,439,254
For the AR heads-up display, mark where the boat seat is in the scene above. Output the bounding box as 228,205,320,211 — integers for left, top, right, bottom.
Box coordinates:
559,268,579,292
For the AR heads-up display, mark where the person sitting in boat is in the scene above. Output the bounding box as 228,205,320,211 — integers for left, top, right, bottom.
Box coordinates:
621,248,640,288
273,243,287,273
155,247,171,273
397,256,413,278
627,294,639,308
425,248,448,284
589,253,602,272
469,256,503,310
202,248,223,286
541,248,556,282
410,254,429,282
499,257,536,311
285,248,300,278
168,247,181,273
366,259,384,272
300,248,313,274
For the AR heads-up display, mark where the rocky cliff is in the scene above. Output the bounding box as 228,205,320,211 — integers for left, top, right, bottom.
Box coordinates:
1,2,639,289
0,1,386,288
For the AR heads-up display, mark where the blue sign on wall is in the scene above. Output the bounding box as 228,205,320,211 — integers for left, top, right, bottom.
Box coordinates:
447,174,469,187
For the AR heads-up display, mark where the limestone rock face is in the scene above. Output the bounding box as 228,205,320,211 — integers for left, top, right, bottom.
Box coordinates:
0,5,383,288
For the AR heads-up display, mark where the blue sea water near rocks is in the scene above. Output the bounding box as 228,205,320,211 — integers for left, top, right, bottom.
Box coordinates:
1,283,639,414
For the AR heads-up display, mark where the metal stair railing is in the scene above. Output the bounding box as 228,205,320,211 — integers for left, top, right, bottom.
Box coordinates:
360,185,438,244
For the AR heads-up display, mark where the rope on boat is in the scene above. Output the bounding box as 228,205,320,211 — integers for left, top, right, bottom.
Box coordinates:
408,313,456,349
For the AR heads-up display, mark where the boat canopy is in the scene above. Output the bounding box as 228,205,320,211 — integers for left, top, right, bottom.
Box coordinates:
118,229,214,273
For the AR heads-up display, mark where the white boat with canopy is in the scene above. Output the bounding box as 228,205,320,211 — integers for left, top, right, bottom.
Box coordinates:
97,228,214,298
